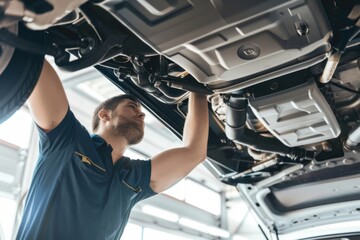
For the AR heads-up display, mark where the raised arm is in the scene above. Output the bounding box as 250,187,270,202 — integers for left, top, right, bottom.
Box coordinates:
150,93,209,193
27,60,69,132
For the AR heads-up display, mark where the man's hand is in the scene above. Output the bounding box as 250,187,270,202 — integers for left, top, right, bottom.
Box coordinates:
28,61,69,132
150,93,209,193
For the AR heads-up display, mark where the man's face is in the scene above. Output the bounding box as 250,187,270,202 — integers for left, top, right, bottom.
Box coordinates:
109,99,145,145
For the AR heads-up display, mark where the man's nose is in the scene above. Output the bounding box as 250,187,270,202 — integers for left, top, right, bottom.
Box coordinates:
138,111,145,119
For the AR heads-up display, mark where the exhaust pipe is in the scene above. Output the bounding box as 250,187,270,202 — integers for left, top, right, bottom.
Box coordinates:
225,95,314,162
345,123,360,150
319,24,360,84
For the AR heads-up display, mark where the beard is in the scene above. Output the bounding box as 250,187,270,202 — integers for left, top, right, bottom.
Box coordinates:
110,119,144,145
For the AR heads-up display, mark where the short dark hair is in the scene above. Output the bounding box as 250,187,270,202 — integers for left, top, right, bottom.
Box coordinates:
92,94,139,132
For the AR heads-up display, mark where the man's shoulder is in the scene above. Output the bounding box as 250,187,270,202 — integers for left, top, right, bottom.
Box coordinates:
37,108,91,152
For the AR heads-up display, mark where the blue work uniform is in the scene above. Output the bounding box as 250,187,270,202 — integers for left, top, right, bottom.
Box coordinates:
16,109,156,240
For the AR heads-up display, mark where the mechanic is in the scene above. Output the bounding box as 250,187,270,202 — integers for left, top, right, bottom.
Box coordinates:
16,60,209,240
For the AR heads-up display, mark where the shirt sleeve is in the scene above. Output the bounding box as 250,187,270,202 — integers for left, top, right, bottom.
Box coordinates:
122,158,157,202
36,108,85,155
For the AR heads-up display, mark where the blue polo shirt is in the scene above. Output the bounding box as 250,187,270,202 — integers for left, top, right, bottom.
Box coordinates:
16,109,156,240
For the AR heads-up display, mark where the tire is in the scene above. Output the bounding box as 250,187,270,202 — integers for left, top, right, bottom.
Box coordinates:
0,24,44,124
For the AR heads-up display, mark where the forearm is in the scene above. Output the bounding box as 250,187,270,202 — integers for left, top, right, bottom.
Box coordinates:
150,93,209,193
183,92,209,159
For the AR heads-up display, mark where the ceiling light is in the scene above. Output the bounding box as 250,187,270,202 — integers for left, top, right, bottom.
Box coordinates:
178,218,209,233
207,225,230,238
232,235,249,240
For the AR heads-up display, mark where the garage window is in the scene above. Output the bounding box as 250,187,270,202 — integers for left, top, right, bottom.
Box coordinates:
0,109,33,148
164,178,221,216
122,223,142,240
0,108,33,240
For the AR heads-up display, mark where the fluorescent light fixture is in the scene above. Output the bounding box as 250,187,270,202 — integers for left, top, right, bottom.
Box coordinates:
179,217,230,238
178,218,209,233
232,235,249,240
207,225,230,238
142,205,179,222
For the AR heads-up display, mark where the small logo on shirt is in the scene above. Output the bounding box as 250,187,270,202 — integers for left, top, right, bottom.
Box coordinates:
74,151,106,172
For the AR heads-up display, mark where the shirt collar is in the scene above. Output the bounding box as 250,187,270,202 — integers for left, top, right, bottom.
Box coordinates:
91,134,113,152
91,134,115,175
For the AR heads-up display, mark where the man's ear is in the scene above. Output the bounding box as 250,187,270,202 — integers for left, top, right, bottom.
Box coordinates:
98,109,110,121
